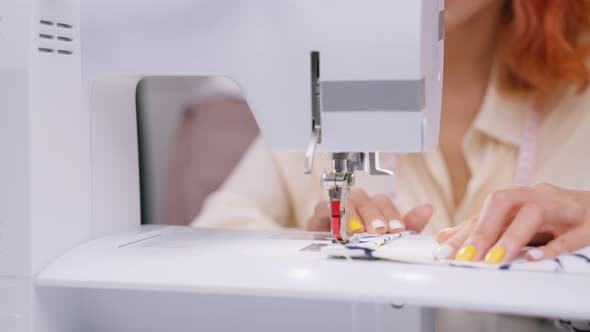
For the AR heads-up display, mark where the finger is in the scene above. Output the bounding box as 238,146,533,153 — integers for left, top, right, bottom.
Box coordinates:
347,190,387,234
403,204,433,233
305,215,331,232
371,194,404,233
484,203,544,264
435,219,469,244
313,201,331,218
437,219,548,247
305,202,331,232
528,231,555,246
525,227,590,261
433,218,476,260
462,188,534,261
344,195,364,235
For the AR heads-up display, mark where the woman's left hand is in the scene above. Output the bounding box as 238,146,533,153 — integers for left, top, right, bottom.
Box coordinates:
434,183,590,264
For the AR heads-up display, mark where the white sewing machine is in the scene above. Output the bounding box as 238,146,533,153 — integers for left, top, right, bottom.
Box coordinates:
1,1,588,331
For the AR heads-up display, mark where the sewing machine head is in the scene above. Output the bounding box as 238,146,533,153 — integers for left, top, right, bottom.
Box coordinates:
81,0,444,242
83,0,444,151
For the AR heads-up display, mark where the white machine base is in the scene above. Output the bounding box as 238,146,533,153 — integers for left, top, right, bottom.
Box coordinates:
31,226,589,331
34,226,438,332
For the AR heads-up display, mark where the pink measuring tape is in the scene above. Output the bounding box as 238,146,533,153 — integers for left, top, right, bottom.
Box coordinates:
514,104,541,186
385,104,541,200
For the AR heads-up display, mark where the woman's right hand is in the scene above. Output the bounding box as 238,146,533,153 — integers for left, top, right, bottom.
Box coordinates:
306,189,433,235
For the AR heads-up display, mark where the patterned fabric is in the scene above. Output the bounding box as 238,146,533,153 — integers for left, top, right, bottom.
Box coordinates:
558,319,590,332
322,232,590,276
323,232,590,331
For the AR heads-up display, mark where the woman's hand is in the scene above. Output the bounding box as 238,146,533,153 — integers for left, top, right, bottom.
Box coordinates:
434,183,590,264
305,200,332,232
306,189,433,235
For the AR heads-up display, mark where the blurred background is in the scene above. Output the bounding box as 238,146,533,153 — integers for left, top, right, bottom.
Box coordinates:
135,77,259,225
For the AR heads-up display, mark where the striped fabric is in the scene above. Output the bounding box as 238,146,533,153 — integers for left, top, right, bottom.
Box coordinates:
323,232,590,276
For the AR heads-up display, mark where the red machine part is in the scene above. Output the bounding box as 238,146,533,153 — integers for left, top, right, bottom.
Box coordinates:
331,200,342,241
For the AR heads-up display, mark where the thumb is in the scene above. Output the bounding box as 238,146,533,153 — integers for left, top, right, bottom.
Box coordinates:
402,204,433,233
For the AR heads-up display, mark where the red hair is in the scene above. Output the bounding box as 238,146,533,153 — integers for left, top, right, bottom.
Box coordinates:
499,0,590,96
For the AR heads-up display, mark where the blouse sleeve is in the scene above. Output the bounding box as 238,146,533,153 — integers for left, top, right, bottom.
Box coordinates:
191,135,293,229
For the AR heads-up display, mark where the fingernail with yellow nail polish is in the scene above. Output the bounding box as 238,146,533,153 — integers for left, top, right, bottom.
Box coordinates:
349,220,363,233
455,245,476,261
484,247,505,264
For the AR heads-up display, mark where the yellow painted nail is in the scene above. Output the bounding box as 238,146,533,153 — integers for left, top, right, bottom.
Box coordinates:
455,245,476,261
484,247,506,264
349,220,363,232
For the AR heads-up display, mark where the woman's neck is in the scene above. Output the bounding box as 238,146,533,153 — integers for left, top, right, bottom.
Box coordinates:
444,4,505,90
440,2,506,207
